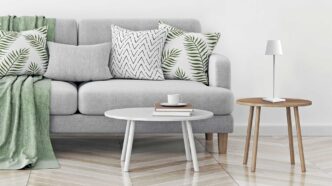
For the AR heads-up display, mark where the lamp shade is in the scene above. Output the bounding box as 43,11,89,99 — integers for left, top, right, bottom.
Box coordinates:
265,40,283,55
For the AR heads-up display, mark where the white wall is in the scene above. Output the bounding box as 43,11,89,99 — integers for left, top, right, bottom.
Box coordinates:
2,0,332,135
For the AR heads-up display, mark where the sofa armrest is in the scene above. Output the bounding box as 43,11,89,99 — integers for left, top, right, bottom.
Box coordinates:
208,53,231,89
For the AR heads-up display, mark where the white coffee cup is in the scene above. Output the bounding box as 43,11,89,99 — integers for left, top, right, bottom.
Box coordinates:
168,94,180,105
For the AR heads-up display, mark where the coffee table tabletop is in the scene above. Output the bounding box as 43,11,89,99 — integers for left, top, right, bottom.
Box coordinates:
105,107,213,121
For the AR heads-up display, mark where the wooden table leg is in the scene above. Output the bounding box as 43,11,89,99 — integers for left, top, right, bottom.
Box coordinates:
294,107,306,172
286,107,295,165
243,106,254,165
251,106,261,172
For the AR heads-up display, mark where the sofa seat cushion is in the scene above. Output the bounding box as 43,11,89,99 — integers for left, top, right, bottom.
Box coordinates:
51,81,77,115
78,80,233,115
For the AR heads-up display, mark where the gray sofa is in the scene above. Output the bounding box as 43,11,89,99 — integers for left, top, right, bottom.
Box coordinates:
49,19,234,153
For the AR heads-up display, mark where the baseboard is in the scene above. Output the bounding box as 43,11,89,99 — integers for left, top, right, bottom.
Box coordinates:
50,124,332,137
232,123,332,136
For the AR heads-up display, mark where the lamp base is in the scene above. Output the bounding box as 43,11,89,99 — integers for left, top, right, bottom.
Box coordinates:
263,97,286,103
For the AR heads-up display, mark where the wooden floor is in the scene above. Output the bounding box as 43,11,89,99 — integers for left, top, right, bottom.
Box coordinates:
1,135,332,186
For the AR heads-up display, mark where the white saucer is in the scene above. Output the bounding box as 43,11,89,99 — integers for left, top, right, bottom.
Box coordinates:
160,103,187,107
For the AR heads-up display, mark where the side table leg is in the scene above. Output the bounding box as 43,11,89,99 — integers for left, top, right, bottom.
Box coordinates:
181,121,192,161
121,120,131,161
124,121,135,172
186,121,199,172
251,106,261,172
243,106,254,164
294,107,306,172
286,107,295,165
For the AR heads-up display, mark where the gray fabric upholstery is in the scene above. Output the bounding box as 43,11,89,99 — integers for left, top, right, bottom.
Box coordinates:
45,42,112,82
48,18,233,135
55,19,78,45
51,81,77,115
78,19,201,45
50,114,233,134
209,54,231,89
78,80,234,115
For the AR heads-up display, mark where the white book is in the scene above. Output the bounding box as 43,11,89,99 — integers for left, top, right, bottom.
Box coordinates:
152,111,192,117
155,108,193,112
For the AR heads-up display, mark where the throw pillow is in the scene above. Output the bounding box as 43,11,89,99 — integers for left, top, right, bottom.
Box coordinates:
44,42,112,82
110,25,167,80
159,22,220,85
0,26,48,76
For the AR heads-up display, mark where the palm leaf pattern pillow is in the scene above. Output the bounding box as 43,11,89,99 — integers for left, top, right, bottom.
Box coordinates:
0,26,48,76
159,22,220,85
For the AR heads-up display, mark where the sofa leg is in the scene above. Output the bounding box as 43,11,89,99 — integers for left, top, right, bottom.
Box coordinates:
205,133,213,141
218,133,228,154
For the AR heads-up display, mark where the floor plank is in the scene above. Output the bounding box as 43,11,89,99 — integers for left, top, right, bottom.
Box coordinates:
0,170,30,186
2,135,332,185
198,136,332,186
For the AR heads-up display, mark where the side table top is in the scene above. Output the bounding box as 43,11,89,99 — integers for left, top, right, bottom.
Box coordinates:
104,107,213,122
237,98,312,107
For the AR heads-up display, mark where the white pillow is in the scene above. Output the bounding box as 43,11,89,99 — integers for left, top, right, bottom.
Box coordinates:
110,25,167,80
159,22,220,85
0,26,48,76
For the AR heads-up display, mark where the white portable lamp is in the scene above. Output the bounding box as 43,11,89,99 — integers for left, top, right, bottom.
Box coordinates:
263,40,285,103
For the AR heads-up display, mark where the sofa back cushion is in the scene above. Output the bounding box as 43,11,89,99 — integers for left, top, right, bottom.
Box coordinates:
78,19,201,45
54,19,77,45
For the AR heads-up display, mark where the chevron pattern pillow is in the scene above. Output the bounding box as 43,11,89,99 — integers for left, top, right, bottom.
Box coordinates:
159,22,220,85
110,25,167,80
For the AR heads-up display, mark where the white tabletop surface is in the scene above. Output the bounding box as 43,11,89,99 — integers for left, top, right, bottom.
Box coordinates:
104,107,213,122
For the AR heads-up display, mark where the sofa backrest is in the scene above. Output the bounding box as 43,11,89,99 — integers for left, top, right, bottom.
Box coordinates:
55,19,77,45
78,19,201,45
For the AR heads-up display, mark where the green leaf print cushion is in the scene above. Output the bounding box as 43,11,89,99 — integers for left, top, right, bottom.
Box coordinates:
0,26,48,76
159,22,220,85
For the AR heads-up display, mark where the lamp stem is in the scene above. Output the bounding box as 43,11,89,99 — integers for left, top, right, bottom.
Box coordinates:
273,55,275,99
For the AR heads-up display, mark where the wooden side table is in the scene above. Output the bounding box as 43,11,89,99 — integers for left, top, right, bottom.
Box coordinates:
237,98,312,172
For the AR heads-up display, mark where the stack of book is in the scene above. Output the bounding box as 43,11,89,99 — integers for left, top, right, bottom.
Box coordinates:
153,102,193,116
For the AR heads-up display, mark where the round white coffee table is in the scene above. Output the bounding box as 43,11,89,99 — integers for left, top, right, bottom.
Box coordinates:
104,107,213,172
